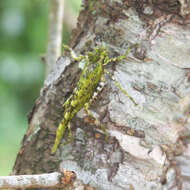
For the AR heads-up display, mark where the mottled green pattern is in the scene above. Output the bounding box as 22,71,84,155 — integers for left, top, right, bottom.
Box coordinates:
51,48,106,154
51,46,136,154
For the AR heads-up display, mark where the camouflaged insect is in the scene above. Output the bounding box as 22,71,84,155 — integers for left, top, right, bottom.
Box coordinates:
51,47,136,154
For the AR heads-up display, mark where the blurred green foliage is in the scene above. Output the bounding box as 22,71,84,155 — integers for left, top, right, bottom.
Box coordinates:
0,0,81,175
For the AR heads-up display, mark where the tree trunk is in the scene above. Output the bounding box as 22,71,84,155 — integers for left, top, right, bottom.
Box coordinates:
12,0,190,189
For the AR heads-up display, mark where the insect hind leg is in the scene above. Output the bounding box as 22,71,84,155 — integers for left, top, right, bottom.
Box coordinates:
84,100,109,141
64,122,73,145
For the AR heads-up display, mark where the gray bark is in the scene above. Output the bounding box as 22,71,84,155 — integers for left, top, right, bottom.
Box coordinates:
12,1,190,190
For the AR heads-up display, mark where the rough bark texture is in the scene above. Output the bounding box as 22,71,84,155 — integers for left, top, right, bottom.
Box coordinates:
12,0,190,190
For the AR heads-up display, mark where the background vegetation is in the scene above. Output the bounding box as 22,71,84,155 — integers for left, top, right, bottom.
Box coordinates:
0,0,81,175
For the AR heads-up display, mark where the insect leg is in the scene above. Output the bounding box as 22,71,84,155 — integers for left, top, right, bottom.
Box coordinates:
103,47,131,66
63,44,77,59
104,69,138,106
65,122,72,145
84,103,108,141
63,44,86,62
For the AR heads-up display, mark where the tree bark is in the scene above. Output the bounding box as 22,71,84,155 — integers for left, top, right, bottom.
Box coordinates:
12,0,190,189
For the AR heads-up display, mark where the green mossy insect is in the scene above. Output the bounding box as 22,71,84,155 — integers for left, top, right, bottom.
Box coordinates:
51,46,137,154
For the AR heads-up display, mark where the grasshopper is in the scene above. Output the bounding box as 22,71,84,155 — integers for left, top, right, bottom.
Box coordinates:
51,46,136,154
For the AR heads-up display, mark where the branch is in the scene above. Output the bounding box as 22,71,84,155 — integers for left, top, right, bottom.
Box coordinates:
64,1,77,30
46,0,64,76
0,170,76,189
